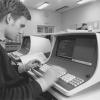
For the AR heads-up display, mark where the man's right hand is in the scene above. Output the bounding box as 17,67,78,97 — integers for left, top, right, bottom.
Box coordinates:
36,66,67,92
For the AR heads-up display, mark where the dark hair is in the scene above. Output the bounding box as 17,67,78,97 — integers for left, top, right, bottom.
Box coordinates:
82,23,87,26
0,0,31,22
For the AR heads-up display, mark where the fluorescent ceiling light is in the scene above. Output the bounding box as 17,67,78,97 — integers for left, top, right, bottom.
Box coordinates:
20,0,25,3
77,0,95,5
37,2,49,10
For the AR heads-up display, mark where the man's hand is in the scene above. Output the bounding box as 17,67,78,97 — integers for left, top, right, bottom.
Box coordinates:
18,59,41,73
36,65,67,92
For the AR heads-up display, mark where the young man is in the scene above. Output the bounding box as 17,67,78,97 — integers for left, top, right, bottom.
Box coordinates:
0,0,66,100
77,23,88,30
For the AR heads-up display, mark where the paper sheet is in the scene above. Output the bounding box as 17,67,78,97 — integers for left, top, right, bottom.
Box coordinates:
20,52,47,65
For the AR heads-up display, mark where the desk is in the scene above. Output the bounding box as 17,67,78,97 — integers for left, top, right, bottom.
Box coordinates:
49,82,100,100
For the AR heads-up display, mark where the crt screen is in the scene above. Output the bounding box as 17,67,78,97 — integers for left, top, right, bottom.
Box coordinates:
56,36,75,59
56,34,97,63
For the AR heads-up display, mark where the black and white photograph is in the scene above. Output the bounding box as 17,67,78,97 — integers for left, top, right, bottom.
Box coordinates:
0,0,100,100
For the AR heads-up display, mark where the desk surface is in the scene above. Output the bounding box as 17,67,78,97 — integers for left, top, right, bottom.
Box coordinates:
49,82,100,100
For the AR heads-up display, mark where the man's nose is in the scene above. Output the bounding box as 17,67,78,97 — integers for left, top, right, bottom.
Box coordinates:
19,28,25,34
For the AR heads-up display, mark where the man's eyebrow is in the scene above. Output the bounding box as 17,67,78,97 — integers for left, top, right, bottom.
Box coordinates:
20,24,25,27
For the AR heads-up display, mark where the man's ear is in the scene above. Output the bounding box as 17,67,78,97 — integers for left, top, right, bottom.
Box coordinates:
6,13,14,25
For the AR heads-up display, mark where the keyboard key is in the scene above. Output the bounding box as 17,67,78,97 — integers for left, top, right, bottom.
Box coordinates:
60,73,84,87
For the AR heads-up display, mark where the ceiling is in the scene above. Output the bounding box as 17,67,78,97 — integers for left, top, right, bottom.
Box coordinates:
22,0,97,13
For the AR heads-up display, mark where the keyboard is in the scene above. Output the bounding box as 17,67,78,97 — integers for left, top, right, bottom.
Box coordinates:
32,64,85,92
39,64,66,77
60,73,84,87
39,64,51,72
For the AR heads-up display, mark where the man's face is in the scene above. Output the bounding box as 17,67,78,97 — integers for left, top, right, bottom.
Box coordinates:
5,16,28,41
82,25,87,30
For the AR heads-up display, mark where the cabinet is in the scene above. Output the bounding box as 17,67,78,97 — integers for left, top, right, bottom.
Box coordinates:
37,25,54,33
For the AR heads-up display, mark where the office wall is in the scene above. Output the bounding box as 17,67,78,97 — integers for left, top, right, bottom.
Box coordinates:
61,0,100,30
24,10,62,35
